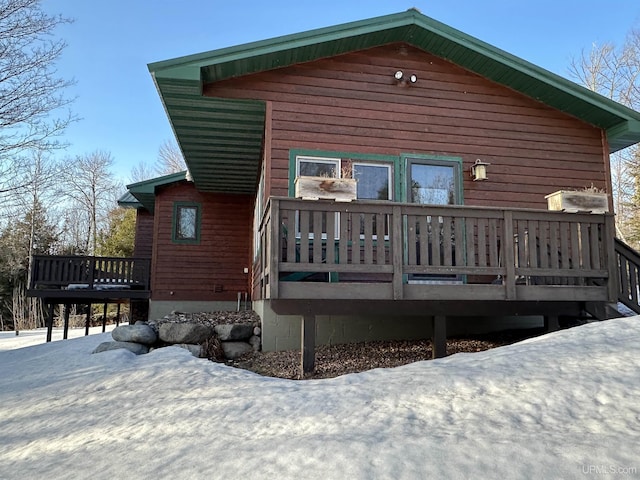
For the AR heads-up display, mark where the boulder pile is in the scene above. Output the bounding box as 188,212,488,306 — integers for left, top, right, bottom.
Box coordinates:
92,311,261,361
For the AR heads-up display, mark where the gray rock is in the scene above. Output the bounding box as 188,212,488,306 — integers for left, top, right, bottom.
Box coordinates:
221,341,253,360
159,322,214,344
214,323,254,341
253,326,262,336
112,324,157,345
176,344,204,358
249,335,261,352
92,341,149,355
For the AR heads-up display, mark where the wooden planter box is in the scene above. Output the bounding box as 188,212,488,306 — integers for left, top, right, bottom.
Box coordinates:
294,176,357,202
545,190,609,214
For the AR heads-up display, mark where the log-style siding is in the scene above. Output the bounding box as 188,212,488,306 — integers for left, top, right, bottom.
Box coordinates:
204,43,606,209
151,182,253,302
134,209,154,258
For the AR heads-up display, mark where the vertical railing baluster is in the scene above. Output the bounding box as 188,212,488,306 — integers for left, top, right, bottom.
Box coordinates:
417,216,427,266
364,213,373,265
313,211,323,264
442,217,452,266
299,210,309,264
326,209,336,265
375,213,385,265
503,211,516,300
407,215,417,266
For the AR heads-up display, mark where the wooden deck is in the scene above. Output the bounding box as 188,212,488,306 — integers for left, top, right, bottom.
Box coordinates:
27,255,151,302
257,197,618,307
255,197,622,373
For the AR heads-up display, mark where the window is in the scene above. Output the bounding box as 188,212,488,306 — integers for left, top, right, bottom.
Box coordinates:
353,162,393,238
296,156,340,178
353,162,393,200
291,152,398,240
172,202,201,244
406,157,461,205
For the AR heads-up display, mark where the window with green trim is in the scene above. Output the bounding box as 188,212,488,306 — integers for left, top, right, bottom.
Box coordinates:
172,202,201,244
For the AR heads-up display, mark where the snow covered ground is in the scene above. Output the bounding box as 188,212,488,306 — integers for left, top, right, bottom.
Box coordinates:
1,319,639,480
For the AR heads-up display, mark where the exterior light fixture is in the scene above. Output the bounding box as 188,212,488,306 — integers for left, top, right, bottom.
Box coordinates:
394,70,417,85
471,159,490,181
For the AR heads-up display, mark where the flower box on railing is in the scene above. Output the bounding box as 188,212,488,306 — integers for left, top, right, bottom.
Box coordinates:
294,176,357,202
545,190,609,214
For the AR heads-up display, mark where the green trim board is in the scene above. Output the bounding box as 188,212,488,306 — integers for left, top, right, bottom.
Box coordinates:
171,201,202,244
149,9,640,194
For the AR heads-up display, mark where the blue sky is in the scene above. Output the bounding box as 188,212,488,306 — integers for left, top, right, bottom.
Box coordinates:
44,0,640,183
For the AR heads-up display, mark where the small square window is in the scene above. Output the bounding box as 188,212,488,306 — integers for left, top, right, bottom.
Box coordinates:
173,203,201,244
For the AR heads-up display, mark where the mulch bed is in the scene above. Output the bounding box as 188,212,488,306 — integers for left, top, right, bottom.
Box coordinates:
231,328,545,380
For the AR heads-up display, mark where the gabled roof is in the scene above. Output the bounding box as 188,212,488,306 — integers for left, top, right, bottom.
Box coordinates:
121,171,189,213
117,191,142,209
149,8,640,193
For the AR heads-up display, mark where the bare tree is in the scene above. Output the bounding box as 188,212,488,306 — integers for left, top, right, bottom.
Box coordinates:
13,151,61,283
129,160,156,183
62,151,120,254
156,139,186,175
569,32,640,245
0,0,75,200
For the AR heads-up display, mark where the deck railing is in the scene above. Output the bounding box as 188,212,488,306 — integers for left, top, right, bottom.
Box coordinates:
615,238,640,314
29,255,151,291
257,197,618,303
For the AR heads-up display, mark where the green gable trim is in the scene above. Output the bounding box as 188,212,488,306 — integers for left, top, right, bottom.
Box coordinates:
150,9,640,195
125,171,189,213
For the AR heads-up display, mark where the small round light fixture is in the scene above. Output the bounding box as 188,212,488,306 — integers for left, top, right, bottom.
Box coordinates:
409,74,417,83
394,70,404,80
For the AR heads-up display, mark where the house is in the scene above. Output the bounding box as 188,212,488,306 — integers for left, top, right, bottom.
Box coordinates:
29,10,640,372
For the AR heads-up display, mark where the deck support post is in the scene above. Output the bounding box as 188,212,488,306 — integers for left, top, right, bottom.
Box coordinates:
544,315,559,332
432,315,447,359
63,304,70,340
301,314,316,376
85,303,91,336
46,303,54,342
116,303,121,326
102,303,108,332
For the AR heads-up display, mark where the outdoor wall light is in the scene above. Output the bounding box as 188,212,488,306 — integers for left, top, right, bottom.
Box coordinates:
471,159,490,181
394,71,418,85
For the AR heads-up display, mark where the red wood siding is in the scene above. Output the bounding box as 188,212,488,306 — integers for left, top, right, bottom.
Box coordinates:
151,182,253,302
134,209,154,259
204,43,607,210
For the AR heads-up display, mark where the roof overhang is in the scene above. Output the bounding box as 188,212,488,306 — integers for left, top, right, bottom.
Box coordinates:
122,171,189,213
149,9,640,193
117,191,143,209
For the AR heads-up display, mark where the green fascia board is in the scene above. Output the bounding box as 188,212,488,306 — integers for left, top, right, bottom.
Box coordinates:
125,171,189,213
